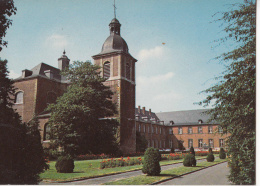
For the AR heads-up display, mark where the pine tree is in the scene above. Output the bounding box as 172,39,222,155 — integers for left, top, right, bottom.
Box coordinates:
200,1,256,184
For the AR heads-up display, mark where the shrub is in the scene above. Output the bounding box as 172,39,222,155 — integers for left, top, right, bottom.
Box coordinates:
189,146,195,156
207,153,215,162
208,148,212,153
142,147,161,176
183,154,196,167
219,148,226,159
55,155,74,173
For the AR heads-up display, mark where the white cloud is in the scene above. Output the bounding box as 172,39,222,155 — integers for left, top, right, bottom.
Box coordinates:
45,34,68,49
137,46,166,62
8,70,20,79
137,72,174,84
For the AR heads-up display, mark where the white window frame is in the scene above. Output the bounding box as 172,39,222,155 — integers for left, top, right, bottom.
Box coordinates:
178,127,183,134
198,139,203,148
188,127,193,134
198,126,203,134
208,126,213,134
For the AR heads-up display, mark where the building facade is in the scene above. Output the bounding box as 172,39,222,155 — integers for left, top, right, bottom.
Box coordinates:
12,17,227,153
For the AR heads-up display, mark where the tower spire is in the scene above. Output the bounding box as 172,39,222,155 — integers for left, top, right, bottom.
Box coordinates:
113,0,117,18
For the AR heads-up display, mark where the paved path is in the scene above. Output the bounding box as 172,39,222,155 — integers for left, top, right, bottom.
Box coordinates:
159,162,230,185
41,159,207,185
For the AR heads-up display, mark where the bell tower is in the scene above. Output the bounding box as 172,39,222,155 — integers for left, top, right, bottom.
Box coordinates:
92,18,137,154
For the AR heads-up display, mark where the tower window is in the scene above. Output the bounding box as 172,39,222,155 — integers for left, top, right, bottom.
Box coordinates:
15,91,24,104
103,61,110,79
126,62,130,79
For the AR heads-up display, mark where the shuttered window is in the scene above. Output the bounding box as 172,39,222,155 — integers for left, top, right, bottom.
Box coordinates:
103,61,110,78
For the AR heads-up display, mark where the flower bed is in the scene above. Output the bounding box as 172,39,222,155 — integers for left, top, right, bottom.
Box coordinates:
161,153,186,161
76,153,110,160
100,157,143,169
195,151,208,156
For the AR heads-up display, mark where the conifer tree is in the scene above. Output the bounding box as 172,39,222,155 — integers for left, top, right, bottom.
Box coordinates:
200,1,256,184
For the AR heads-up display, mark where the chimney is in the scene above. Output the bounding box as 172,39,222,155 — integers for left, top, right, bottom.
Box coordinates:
149,109,151,115
44,70,53,79
22,69,32,78
138,105,141,113
142,107,146,115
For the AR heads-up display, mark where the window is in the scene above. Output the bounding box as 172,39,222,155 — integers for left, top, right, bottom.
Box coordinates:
169,128,173,134
126,62,130,79
15,91,24,104
143,125,146,133
178,127,183,134
198,139,203,148
188,127,193,134
219,139,224,147
163,140,166,148
156,127,158,134
103,61,110,78
169,140,173,148
159,141,162,148
47,92,57,104
188,139,193,148
209,139,214,148
218,126,223,133
44,123,51,141
160,127,162,134
152,126,154,133
198,126,203,134
208,126,213,134
138,124,141,132
148,140,150,147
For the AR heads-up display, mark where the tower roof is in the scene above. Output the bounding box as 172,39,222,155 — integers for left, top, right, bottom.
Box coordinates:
99,18,129,55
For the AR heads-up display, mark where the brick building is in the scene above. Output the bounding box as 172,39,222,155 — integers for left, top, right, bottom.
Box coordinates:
12,17,227,153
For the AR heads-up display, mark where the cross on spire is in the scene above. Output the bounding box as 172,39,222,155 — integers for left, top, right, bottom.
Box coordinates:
113,0,117,18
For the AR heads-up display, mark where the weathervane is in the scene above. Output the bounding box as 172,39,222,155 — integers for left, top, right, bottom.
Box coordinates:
113,0,117,18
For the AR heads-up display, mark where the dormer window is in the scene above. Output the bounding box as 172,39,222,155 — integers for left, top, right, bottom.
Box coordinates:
198,119,203,124
170,120,174,125
103,61,111,79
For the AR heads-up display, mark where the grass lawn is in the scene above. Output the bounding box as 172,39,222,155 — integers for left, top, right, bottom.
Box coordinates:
104,158,227,185
40,156,207,182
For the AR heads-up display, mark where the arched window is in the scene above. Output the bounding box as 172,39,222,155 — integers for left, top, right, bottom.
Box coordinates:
47,92,57,104
126,62,130,79
44,123,51,141
103,61,110,79
15,91,24,104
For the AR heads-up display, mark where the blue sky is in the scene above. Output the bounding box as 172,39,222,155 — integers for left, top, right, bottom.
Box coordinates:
1,0,246,113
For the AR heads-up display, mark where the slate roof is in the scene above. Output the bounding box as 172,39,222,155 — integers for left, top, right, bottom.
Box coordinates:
15,63,67,83
155,109,217,126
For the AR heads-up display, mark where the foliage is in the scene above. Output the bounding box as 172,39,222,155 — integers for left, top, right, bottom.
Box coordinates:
0,0,16,51
142,147,161,176
219,148,226,159
0,59,46,184
161,153,186,161
189,146,195,156
99,157,143,169
136,131,148,153
183,154,196,167
208,148,212,153
47,61,119,156
199,1,256,184
206,153,215,162
55,155,75,173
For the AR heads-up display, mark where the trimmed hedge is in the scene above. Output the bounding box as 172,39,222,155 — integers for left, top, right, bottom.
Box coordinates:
142,147,161,176
55,156,74,173
207,153,215,162
183,154,196,167
219,148,226,159
190,146,195,156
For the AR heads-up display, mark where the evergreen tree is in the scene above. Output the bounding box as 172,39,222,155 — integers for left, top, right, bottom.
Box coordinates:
47,61,119,156
200,1,256,184
0,59,46,184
